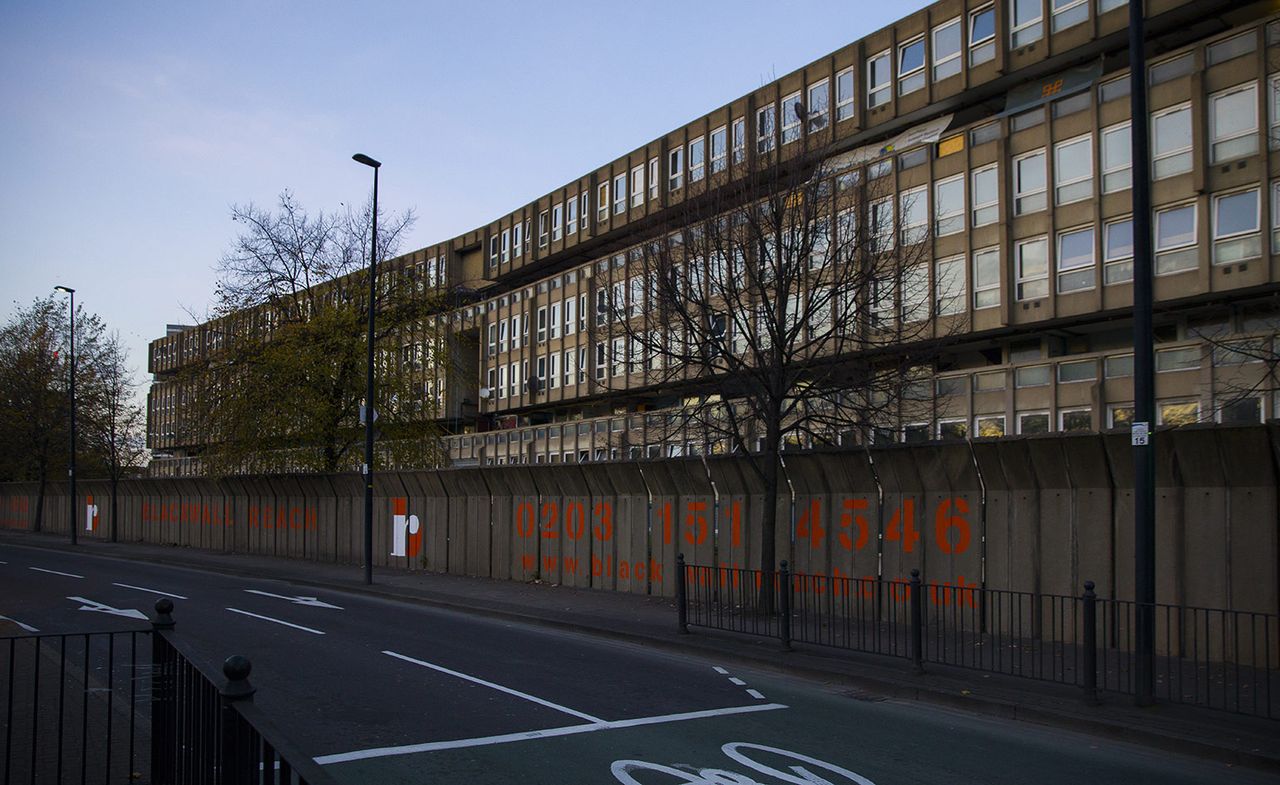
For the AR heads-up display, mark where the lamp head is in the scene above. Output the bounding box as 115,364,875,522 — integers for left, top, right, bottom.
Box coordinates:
54,285,75,294
352,153,382,169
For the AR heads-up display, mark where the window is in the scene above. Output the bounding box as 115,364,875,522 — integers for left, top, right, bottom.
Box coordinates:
898,37,926,96
1056,225,1095,292
937,376,966,397
933,18,962,81
1014,151,1046,215
975,415,1005,438
1156,346,1200,372
486,323,497,357
1016,364,1051,387
537,211,549,246
835,68,855,121
969,5,996,65
972,165,999,225
549,302,561,340
513,223,523,256
757,103,776,153
594,343,605,380
1108,405,1134,427
899,147,928,169
648,158,659,200
732,117,746,163
1098,0,1125,13
498,320,508,353
685,137,704,183
970,121,1000,146
1103,218,1134,284
1154,203,1198,274
871,275,896,327
552,203,563,242
1151,103,1192,179
1060,408,1091,432
611,337,625,377
579,195,589,231
1054,93,1090,121
867,51,891,108
1011,0,1043,48
497,365,506,399
807,79,830,132
974,247,1001,308
1099,75,1130,103
974,371,1005,391
1051,0,1087,33
1207,31,1256,65
630,165,645,207
1149,53,1193,85
902,264,930,322
1016,237,1048,300
535,356,547,388
579,293,587,332
781,92,803,143
564,298,576,335
1218,397,1262,424
1101,123,1131,193
1273,181,1280,252
871,198,895,253
500,229,511,263
1213,188,1261,264
1105,354,1133,378
710,126,727,173
935,175,964,236
939,419,969,439
1158,400,1200,426
597,182,609,221
900,187,928,245
566,198,578,235
563,350,574,387
548,352,559,389
613,173,627,215
1209,82,1258,163
1010,108,1043,132
936,255,965,315
1057,359,1096,382
536,306,547,344
1054,135,1092,204
668,147,684,190
578,347,587,383
509,362,520,398
1271,75,1280,151
1018,412,1050,435
868,158,893,180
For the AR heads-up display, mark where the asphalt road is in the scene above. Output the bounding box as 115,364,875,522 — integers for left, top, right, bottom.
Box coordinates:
2,543,1277,785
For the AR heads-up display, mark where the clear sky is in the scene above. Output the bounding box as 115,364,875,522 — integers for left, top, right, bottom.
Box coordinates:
0,0,930,395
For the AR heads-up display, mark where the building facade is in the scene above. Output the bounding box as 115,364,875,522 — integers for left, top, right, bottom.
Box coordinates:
148,0,1280,474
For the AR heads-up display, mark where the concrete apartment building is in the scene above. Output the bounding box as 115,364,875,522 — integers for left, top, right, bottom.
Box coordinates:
147,0,1280,474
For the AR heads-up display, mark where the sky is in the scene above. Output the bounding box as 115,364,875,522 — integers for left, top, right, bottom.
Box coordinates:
0,0,931,398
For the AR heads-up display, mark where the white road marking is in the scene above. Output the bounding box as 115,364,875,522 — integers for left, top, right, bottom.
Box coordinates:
31,567,83,579
244,589,343,609
68,596,147,620
746,689,766,700
225,608,325,635
0,560,8,564
314,702,789,765
0,615,38,632
383,650,603,723
113,583,188,600
712,666,729,674
729,677,746,686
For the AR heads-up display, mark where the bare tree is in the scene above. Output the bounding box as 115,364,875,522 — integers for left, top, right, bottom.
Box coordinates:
80,332,147,540
1188,311,1280,426
591,111,960,579
179,191,457,474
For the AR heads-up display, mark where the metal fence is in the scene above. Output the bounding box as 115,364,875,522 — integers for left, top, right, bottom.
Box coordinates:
677,556,1280,720
2,600,338,784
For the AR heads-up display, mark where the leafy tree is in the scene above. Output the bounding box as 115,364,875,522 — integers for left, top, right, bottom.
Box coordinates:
179,191,456,474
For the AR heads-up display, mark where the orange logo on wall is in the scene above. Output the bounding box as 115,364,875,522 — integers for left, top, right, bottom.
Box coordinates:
85,495,99,532
390,498,421,558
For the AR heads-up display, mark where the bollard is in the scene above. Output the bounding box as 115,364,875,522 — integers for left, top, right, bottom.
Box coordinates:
149,599,176,785
676,553,689,634
779,561,792,651
219,655,257,783
910,569,924,675
1082,581,1099,705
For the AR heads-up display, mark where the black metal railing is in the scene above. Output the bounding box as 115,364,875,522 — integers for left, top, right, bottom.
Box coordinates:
677,557,1280,720
2,600,339,784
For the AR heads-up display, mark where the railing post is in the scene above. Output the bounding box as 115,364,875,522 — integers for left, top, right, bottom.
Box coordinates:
219,656,257,785
676,553,689,634
910,569,925,674
779,561,792,652
149,599,175,785
1083,580,1099,705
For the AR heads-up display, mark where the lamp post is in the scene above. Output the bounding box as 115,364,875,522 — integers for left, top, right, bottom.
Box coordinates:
54,285,76,545
353,153,380,585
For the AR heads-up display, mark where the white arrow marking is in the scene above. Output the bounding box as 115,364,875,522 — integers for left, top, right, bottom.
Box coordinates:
31,567,83,579
0,615,38,633
243,589,343,609
67,596,147,620
113,583,188,600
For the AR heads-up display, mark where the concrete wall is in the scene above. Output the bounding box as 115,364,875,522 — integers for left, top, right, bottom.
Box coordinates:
4,424,1276,614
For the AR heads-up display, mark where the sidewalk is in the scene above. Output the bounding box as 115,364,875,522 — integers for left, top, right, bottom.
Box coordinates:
4,530,1277,772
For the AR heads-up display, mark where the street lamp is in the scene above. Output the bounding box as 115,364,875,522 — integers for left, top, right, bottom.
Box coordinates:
353,153,381,585
54,285,76,545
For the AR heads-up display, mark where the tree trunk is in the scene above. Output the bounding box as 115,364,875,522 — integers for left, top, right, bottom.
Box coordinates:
110,474,119,543
759,435,782,613
34,467,45,533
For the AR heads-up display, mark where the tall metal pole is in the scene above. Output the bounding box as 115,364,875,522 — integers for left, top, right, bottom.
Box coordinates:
354,153,381,586
56,286,77,545
1127,0,1156,706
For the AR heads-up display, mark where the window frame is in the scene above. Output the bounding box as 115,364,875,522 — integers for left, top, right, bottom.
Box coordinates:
1055,224,1096,293
867,50,891,108
1010,0,1044,48
1015,235,1049,301
807,78,830,132
971,164,999,226
689,135,706,181
1053,134,1093,205
897,36,926,97
1208,81,1259,163
969,4,996,66
630,164,645,207
1212,187,1262,265
973,246,1001,309
1103,216,1134,284
668,147,684,191
934,174,965,237
756,103,776,153
835,68,856,121
1100,122,1132,193
1013,149,1047,216
1154,201,1198,275
710,125,728,173
1151,102,1193,180
932,17,963,81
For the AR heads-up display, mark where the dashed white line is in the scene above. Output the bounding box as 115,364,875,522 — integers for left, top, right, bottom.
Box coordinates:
383,650,602,723
729,677,747,686
225,608,325,635
30,567,83,579
313,702,788,765
746,689,766,700
712,666,729,674
113,583,188,600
